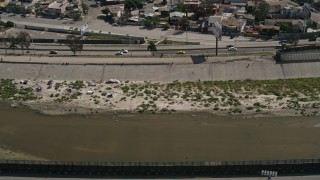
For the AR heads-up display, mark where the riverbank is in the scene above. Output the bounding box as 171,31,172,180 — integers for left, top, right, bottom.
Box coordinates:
0,145,46,160
2,78,320,116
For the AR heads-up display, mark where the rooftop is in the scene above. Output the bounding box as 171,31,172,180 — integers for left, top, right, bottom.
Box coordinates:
221,18,245,27
311,12,320,23
48,0,67,9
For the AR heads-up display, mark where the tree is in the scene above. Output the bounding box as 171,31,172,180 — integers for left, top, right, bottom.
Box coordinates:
162,0,167,5
7,34,18,54
5,21,14,28
66,35,83,56
143,16,160,29
290,34,300,46
144,19,153,29
280,23,289,32
180,17,189,31
196,0,215,18
16,31,31,54
147,41,157,51
254,0,269,23
81,3,89,14
1,37,10,54
124,0,143,15
71,12,82,21
151,16,160,26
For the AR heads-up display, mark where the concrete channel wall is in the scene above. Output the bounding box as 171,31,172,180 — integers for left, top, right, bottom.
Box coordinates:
0,159,320,177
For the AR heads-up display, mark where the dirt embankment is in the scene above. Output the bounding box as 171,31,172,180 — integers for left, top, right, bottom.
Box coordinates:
5,78,320,117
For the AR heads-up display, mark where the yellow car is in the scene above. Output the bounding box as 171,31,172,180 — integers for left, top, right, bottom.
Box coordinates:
177,50,186,54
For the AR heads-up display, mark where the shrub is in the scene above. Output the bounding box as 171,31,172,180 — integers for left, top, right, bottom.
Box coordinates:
246,106,254,110
5,21,14,28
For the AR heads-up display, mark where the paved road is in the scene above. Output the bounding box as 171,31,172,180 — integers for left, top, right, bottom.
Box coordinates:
1,176,320,180
1,13,317,46
0,47,276,56
1,55,320,82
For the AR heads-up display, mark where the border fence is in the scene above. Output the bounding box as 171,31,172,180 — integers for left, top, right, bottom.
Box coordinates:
276,45,320,62
0,159,320,177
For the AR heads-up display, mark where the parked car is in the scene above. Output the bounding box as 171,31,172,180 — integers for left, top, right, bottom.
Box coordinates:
228,47,237,51
115,51,123,55
226,45,234,48
177,50,186,54
49,50,58,54
120,49,128,53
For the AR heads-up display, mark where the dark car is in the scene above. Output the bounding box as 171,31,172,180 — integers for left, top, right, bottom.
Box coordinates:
226,45,234,48
49,50,58,54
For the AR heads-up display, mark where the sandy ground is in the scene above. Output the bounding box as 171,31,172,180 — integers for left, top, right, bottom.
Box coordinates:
0,145,46,160
9,79,319,117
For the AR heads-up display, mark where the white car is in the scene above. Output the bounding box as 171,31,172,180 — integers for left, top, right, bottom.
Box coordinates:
115,51,123,55
228,47,237,51
120,49,128,53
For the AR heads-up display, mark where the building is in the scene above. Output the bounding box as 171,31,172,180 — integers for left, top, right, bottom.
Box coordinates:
309,12,320,29
220,18,246,35
265,19,304,32
265,0,289,14
254,25,280,36
169,11,185,25
104,0,125,5
106,4,123,17
183,0,200,6
280,5,304,19
243,14,255,26
224,0,248,7
48,0,68,16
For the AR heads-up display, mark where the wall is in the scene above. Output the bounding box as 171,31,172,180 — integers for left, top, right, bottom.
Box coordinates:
0,159,320,177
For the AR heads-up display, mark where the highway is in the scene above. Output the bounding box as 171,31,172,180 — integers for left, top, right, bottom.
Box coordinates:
0,47,276,56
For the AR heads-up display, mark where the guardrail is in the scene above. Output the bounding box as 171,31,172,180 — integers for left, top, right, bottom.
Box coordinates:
0,159,320,177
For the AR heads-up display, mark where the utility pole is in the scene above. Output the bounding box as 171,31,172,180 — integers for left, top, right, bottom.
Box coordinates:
186,27,188,43
216,36,218,56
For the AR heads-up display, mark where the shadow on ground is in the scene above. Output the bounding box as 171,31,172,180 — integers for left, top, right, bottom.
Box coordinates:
172,31,184,35
191,56,207,64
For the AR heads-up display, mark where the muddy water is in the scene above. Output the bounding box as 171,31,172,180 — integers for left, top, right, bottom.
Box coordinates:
1,103,320,162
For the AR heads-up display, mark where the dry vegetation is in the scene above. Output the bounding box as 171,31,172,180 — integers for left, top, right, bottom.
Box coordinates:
1,78,320,116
